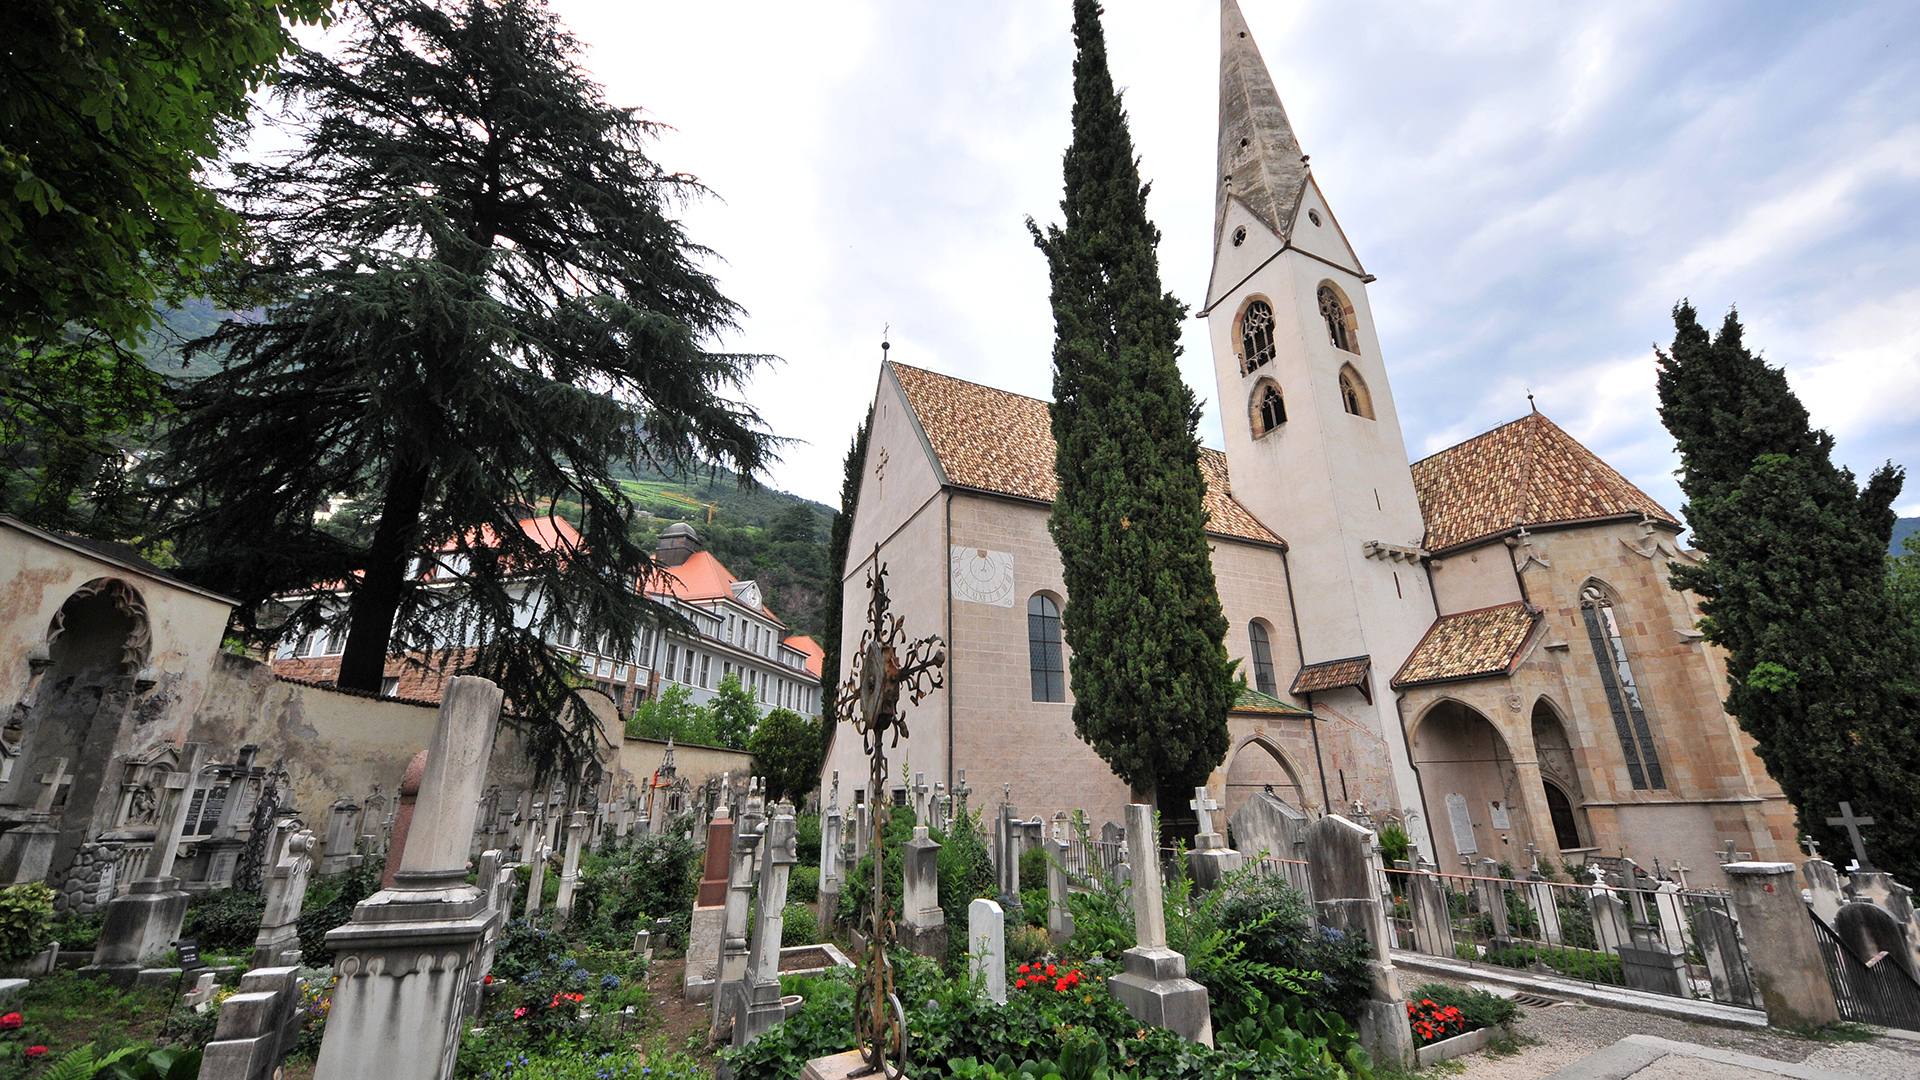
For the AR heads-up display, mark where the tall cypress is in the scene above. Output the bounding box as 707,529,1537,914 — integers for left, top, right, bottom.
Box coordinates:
820,407,871,706
1656,303,1920,881
1029,0,1237,810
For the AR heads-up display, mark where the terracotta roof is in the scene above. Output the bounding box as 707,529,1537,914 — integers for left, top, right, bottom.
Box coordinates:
1392,602,1538,688
888,362,1282,547
1411,412,1679,554
653,550,786,628
784,635,824,677
1234,686,1313,717
1290,656,1371,695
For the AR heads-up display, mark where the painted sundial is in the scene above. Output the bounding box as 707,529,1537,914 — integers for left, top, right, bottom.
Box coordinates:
949,546,1016,607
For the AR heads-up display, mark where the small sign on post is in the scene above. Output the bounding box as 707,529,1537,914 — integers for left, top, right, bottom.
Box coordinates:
174,939,203,971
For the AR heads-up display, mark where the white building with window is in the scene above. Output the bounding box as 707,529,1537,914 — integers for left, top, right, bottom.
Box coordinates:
820,1,1796,875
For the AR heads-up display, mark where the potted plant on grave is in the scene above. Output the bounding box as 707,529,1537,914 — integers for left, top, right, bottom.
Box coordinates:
1403,984,1519,1065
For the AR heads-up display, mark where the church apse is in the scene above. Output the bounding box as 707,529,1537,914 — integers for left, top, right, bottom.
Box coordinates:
1409,699,1535,871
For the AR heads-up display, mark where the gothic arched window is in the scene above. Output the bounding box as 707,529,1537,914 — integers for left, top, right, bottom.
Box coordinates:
1318,284,1355,353
1028,594,1065,703
1338,364,1374,419
1248,621,1278,697
1580,584,1666,790
1239,299,1276,374
1252,381,1286,436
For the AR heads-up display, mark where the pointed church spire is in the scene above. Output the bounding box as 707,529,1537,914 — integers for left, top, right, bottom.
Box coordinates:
1216,0,1310,252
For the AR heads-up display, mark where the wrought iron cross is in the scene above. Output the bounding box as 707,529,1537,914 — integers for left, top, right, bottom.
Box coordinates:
1825,802,1876,871
835,546,945,1080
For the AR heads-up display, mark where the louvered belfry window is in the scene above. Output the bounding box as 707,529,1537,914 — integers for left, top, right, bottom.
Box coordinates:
1580,585,1666,790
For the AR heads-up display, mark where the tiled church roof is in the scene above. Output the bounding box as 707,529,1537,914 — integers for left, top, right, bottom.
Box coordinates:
1411,412,1678,555
1290,656,1371,696
890,363,1284,548
1392,602,1538,688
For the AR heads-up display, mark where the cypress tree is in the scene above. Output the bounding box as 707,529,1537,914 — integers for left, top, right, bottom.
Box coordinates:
820,407,871,704
1029,0,1237,809
155,0,773,774
1656,302,1920,880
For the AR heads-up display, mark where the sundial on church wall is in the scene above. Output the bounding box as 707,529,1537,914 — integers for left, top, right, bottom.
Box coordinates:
950,546,1016,607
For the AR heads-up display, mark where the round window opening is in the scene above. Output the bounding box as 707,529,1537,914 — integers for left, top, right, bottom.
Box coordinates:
1307,209,1323,227
1232,226,1247,247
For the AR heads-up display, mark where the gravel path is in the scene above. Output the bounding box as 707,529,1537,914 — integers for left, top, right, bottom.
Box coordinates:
1437,987,1920,1079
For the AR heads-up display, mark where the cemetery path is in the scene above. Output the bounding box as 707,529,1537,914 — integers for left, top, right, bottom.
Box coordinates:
648,955,724,1071
1444,988,1920,1079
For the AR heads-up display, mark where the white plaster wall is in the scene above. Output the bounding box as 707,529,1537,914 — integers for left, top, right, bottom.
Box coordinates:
1428,544,1525,616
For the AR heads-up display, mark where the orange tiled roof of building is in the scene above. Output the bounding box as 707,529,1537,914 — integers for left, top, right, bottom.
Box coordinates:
653,550,787,627
889,362,1283,547
1411,412,1678,555
1290,656,1371,695
784,635,824,677
1391,602,1538,688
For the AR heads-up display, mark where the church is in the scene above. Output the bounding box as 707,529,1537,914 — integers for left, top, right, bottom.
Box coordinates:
821,0,1797,876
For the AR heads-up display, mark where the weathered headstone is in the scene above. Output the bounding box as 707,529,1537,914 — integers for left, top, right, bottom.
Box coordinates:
1227,788,1306,863
1652,880,1688,955
1304,815,1414,1070
818,774,844,920
89,744,207,980
1695,905,1756,1008
250,820,314,968
1523,871,1563,946
731,803,801,1051
522,836,552,917
1473,857,1511,945
0,756,71,884
1046,828,1074,945
381,749,429,888
1834,901,1918,982
899,819,946,959
1108,803,1212,1046
711,779,767,1039
471,849,508,1011
312,676,505,1080
685,805,735,1003
1588,890,1630,955
1724,862,1838,1029
200,966,303,1080
968,898,1005,1004
553,810,587,924
1186,786,1243,890
1802,857,1845,928
319,797,363,876
1407,866,1455,957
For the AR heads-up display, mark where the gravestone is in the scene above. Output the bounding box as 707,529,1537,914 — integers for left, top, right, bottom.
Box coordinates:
1523,872,1563,946
319,797,363,877
89,743,207,981
1695,905,1756,1008
968,898,1005,1004
899,820,946,960
1407,866,1455,957
1652,880,1688,955
686,805,735,1003
522,836,552,917
1473,857,1511,945
381,749,429,888
712,780,767,1039
1619,922,1689,997
200,966,303,1080
471,849,508,1011
1186,786,1243,890
1724,862,1839,1029
0,756,70,884
1802,857,1845,928
553,810,587,924
1304,815,1415,1070
1834,901,1918,982
1227,789,1306,862
250,820,314,968
818,774,843,920
731,803,801,1051
1588,890,1630,954
313,676,505,1080
1107,803,1212,1046
1046,829,1074,945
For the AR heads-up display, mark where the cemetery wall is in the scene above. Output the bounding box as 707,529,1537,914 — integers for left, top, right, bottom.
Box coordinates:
619,736,750,788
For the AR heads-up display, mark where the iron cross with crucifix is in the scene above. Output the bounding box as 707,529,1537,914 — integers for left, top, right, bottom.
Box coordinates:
835,545,945,1080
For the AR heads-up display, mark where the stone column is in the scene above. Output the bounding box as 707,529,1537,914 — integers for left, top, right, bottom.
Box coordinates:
251,821,315,968
732,803,800,1051
554,810,586,924
711,782,766,1040
686,806,735,1003
968,898,1005,1004
1108,803,1212,1046
88,744,207,980
314,676,505,1080
899,822,946,959
1304,814,1415,1071
1724,861,1839,1030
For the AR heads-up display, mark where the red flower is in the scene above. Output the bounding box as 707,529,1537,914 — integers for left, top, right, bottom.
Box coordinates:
1015,979,1026,989
1046,965,1057,977
483,975,493,985
513,1007,528,1019
1055,979,1069,992
0,1013,20,1030
1018,965,1030,974
26,1047,47,1058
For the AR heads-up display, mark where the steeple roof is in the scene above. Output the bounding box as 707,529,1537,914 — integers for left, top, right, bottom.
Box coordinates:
1216,0,1311,252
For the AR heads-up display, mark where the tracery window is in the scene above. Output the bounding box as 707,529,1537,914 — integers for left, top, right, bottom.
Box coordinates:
1318,285,1355,352
1254,382,1287,435
1248,621,1278,697
1580,584,1666,790
1239,299,1277,374
1028,594,1065,702
1338,364,1374,419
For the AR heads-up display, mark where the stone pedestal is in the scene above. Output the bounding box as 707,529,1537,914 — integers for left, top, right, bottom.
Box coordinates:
1186,835,1243,892
686,807,735,1003
1619,926,1688,996
313,677,504,1080
201,966,302,1080
88,876,191,980
0,819,58,885
1109,947,1213,1045
900,826,946,960
800,1050,910,1080
1724,861,1839,1030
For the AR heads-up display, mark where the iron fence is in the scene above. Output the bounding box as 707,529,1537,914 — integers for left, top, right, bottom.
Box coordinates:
1811,910,1920,1031
1247,855,1315,901
1378,864,1760,1010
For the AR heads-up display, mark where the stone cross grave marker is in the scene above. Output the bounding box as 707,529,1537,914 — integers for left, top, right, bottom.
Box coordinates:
954,769,972,820
1108,802,1213,1046
931,782,946,832
1716,841,1752,866
1189,787,1219,836
32,757,72,815
911,772,929,825
1826,802,1876,870
1669,860,1692,890
1801,836,1821,859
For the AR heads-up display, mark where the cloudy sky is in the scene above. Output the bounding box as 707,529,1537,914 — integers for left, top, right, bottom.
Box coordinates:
542,0,1920,520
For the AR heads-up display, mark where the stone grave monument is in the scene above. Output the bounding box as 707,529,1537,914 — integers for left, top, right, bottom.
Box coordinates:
1304,814,1415,1070
899,811,946,960
251,818,315,968
969,897,1005,1004
686,803,736,1003
729,802,803,1052
1108,803,1212,1046
88,743,207,982
1185,786,1242,890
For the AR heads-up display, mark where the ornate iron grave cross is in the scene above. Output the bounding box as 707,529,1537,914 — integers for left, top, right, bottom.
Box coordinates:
835,546,945,1080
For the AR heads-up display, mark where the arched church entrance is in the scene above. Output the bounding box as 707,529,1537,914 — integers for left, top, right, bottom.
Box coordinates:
1,579,150,877
1411,699,1527,871
1531,699,1591,856
1222,735,1310,859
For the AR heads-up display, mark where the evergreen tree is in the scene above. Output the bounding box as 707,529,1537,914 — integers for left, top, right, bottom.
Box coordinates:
1028,0,1237,809
749,706,823,804
156,0,773,775
1656,302,1920,881
819,408,871,705
708,672,760,751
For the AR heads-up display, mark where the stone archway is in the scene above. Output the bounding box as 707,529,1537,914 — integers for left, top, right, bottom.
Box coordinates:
2,579,150,878
1531,699,1591,854
1222,734,1307,822
1411,699,1530,871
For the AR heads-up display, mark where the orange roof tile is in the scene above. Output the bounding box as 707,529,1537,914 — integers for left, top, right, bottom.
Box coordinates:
651,551,788,628
784,635,824,677
1412,412,1678,554
1391,602,1538,688
888,362,1283,547
1290,656,1371,695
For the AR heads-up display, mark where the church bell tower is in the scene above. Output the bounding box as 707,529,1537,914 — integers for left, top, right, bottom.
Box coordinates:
1205,1,1436,847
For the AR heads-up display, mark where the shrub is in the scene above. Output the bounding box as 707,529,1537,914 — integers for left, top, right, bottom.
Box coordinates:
795,812,823,868
1017,890,1049,930
1018,847,1047,893
938,810,996,968
0,884,55,963
297,855,386,966
790,864,820,903
571,832,700,952
1376,822,1410,868
182,890,266,954
1408,982,1519,1031
1006,925,1050,966
1212,871,1373,1021
47,912,102,950
782,903,817,948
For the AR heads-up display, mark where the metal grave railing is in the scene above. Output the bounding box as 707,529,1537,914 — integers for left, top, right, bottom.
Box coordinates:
1810,909,1920,1031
